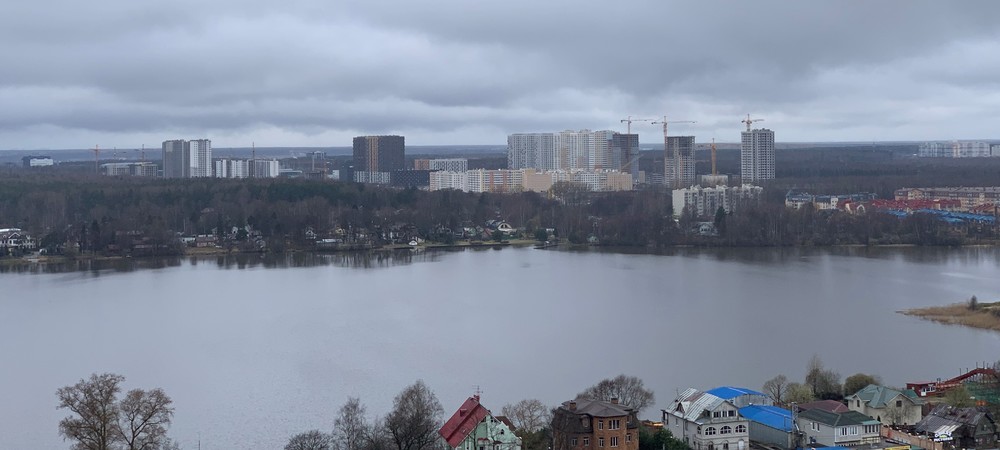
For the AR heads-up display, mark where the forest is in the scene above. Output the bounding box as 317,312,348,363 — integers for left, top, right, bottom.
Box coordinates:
1,145,998,257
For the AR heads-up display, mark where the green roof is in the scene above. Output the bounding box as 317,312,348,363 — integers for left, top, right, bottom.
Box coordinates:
847,384,920,408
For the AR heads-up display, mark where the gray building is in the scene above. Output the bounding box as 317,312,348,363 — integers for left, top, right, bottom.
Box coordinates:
353,135,405,173
162,139,189,178
740,128,774,183
796,409,881,447
665,136,696,189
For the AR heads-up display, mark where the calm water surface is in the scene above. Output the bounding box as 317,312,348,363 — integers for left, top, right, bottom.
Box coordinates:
2,247,999,450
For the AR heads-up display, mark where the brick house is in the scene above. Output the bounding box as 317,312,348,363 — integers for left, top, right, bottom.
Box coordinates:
551,398,639,450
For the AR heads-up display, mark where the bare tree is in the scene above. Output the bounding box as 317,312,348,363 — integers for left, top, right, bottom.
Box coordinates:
501,399,551,433
784,382,816,405
117,388,174,450
385,380,444,450
762,375,789,405
334,397,369,450
843,373,882,397
287,430,333,450
804,355,842,399
57,373,125,450
577,374,655,413
57,373,175,450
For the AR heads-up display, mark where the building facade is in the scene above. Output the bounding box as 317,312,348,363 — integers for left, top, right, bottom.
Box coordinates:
189,139,212,177
162,139,190,178
919,141,995,158
663,387,768,450
215,159,249,178
844,384,923,426
22,156,54,167
415,158,468,172
665,136,696,189
353,135,405,173
672,185,763,218
508,131,637,173
796,409,882,447
439,395,522,450
552,398,639,450
894,187,1000,210
249,159,280,178
740,128,775,183
101,162,158,177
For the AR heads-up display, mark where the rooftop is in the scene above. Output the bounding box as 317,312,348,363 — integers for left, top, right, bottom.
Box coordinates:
739,405,794,432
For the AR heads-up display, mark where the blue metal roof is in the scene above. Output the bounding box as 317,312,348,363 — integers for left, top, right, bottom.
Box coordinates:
706,386,767,400
739,405,794,432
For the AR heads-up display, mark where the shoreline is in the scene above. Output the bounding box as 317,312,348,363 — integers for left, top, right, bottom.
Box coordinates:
899,300,1000,333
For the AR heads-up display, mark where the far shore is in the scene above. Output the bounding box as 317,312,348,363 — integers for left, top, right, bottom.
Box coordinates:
899,300,1000,333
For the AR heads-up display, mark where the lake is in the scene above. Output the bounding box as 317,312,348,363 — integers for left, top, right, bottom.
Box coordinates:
1,247,999,449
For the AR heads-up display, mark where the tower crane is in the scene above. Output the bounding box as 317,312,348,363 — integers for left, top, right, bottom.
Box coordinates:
620,116,653,179
711,138,718,176
651,116,696,188
742,114,764,132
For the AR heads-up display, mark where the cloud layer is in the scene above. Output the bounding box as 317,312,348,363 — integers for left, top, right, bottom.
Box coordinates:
2,0,999,148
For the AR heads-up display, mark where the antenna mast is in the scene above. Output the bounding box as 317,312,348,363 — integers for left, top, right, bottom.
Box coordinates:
711,138,717,176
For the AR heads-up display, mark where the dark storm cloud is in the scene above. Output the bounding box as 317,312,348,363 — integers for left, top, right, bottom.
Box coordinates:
1,0,999,148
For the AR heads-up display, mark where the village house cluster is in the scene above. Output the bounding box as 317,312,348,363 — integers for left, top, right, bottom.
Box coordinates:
435,368,998,450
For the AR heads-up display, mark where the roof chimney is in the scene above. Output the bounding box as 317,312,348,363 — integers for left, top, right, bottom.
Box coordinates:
611,398,619,405
569,401,577,411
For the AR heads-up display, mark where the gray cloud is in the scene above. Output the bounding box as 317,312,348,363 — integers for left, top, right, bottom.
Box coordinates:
2,0,1000,148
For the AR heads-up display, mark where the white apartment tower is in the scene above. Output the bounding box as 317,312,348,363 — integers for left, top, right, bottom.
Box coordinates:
189,139,212,177
740,128,775,183
508,130,636,173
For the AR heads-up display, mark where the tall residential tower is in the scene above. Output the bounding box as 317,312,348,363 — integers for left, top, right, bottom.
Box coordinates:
161,139,189,178
664,136,696,189
740,128,775,183
353,135,405,173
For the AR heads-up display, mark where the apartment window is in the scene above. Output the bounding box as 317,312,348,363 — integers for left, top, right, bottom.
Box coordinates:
572,438,578,447
599,437,605,448
609,419,621,430
735,425,746,433
705,427,717,436
583,437,590,446
720,426,732,435
611,437,619,448
599,420,604,430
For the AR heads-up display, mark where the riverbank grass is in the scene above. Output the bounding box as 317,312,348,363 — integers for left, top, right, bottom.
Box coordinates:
900,299,1000,332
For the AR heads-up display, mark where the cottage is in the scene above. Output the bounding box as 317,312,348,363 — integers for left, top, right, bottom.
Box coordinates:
662,387,770,450
439,395,521,450
844,384,923,426
551,398,639,450
796,409,881,447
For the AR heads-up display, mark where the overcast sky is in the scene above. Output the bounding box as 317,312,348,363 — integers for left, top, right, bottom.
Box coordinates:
2,1,999,149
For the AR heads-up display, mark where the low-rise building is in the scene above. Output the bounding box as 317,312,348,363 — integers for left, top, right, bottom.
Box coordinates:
844,384,923,426
22,156,54,167
552,398,639,450
796,409,881,447
101,162,158,177
738,405,798,449
0,228,36,251
894,187,1000,210
673,185,763,219
914,405,997,449
663,387,768,450
439,395,521,450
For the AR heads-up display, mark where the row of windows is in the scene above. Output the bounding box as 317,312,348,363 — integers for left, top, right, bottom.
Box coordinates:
702,425,746,436
571,433,632,448
711,410,737,419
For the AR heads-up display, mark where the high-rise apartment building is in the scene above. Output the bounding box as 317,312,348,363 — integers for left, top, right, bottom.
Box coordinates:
415,158,468,172
162,139,189,178
353,135,405,173
665,136,696,189
740,128,775,183
508,131,637,176
611,133,639,179
189,139,212,177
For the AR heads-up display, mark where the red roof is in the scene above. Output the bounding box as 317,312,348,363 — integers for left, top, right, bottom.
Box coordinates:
439,395,491,448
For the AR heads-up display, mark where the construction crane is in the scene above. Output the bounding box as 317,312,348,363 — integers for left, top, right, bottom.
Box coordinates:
620,116,653,179
651,116,696,189
742,114,764,132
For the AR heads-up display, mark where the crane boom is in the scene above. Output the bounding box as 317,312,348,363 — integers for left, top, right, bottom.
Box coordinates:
742,114,764,132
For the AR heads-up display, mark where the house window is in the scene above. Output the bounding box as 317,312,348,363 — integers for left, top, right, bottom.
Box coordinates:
611,437,619,447
728,410,736,417
723,444,729,450
720,426,732,434
857,400,861,407
849,426,858,435
609,419,621,430
705,427,717,436
572,438,578,447
584,437,590,446
713,411,720,418
599,420,604,430
735,425,746,433
599,437,605,448
896,400,902,407
811,422,819,432
627,434,632,443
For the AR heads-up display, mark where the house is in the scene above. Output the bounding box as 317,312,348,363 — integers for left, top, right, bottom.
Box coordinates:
439,395,521,450
844,384,923,426
738,405,798,449
914,404,997,449
796,409,881,447
551,398,639,450
662,387,770,450
796,400,850,414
